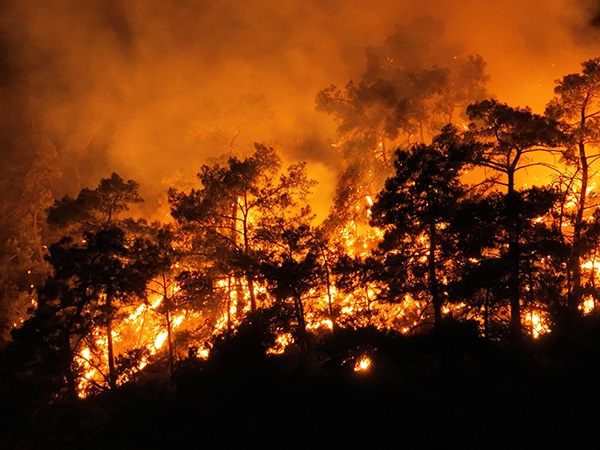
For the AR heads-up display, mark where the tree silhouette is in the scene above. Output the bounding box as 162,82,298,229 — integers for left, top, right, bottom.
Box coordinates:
258,223,328,342
546,57,600,311
459,100,564,338
47,172,143,234
169,144,316,326
139,221,217,383
370,133,473,328
13,226,150,400
450,187,565,338
30,173,151,395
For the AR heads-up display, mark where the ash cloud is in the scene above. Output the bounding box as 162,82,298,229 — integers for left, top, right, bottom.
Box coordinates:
1,0,600,219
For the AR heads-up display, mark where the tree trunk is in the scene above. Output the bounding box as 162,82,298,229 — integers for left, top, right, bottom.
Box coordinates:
165,307,174,387
240,197,257,313
247,275,257,313
314,235,336,330
508,237,522,340
106,293,117,390
162,276,175,387
428,220,442,327
570,138,588,310
292,291,307,346
235,278,245,321
483,289,490,339
506,173,522,340
227,275,233,333
63,332,79,402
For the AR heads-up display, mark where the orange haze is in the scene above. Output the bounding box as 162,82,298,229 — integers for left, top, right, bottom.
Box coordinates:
2,0,600,220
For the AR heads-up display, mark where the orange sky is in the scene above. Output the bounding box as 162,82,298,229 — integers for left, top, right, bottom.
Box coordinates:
2,0,600,220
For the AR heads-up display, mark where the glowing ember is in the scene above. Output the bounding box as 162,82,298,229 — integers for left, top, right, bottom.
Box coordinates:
306,318,333,332
524,309,551,339
267,332,294,355
579,296,595,315
582,260,600,275
354,355,372,372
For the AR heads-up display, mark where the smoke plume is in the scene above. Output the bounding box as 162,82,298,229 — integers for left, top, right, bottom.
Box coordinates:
1,0,599,219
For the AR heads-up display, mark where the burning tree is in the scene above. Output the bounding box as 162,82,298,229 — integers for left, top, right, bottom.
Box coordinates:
135,221,219,385
317,27,489,274
450,187,566,339
43,228,148,397
545,57,600,313
369,131,474,330
14,173,154,399
452,100,565,339
169,144,319,342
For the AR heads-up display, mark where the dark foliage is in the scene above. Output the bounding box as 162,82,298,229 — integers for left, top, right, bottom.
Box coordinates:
4,319,600,449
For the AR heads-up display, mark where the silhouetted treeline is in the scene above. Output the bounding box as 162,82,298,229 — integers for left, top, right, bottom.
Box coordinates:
4,52,600,448
4,319,600,449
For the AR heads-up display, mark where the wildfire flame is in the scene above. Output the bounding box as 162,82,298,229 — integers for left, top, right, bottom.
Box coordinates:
354,355,372,372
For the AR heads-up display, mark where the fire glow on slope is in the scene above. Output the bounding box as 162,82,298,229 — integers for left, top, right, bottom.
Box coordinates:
73,159,600,397
74,291,206,397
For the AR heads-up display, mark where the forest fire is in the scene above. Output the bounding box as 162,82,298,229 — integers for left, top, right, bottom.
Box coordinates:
5,3,600,448
73,295,189,396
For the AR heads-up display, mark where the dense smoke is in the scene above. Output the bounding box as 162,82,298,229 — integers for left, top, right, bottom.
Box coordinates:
1,0,600,219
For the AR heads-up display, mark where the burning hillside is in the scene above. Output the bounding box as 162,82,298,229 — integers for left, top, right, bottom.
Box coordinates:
3,3,600,448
